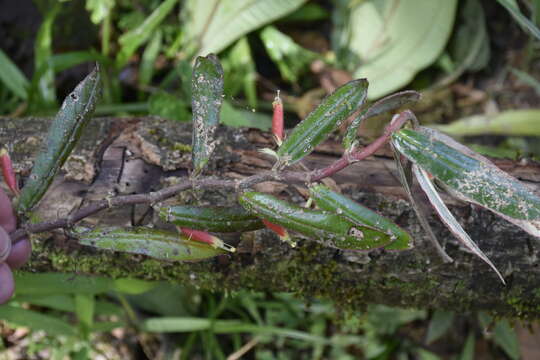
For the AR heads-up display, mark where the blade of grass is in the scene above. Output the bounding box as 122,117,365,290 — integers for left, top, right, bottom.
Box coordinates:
0,49,29,99
496,0,540,40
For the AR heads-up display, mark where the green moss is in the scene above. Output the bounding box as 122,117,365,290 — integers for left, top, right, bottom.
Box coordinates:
173,142,192,152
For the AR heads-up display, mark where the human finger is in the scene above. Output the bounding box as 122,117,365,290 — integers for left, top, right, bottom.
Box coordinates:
6,238,31,269
0,263,14,304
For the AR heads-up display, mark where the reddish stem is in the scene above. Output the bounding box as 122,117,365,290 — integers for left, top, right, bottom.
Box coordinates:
0,148,19,195
311,110,415,182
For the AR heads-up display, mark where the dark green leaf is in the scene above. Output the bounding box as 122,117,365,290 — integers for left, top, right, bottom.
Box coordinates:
191,54,224,176
17,67,101,215
14,273,113,295
77,227,226,261
148,91,190,122
277,79,368,166
425,310,455,344
0,305,76,336
239,192,393,251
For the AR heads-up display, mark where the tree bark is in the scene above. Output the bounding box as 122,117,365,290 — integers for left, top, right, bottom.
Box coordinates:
3,116,540,317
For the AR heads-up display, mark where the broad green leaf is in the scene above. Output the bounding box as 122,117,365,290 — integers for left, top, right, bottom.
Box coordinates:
191,54,224,175
181,0,308,57
260,26,318,83
277,79,368,166
239,192,393,251
333,0,457,99
392,128,540,236
148,91,190,122
493,320,520,360
495,0,540,40
0,49,29,99
14,273,113,295
434,110,540,136
77,227,226,261
413,163,504,283
425,310,455,344
17,67,101,215
220,101,271,130
113,278,157,294
159,204,264,232
117,0,178,66
309,184,413,250
343,90,420,150
0,305,76,336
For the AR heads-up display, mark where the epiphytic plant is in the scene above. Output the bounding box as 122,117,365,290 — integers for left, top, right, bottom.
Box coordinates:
4,55,540,284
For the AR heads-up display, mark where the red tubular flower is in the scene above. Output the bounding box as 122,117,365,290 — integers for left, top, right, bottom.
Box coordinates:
262,220,295,247
272,91,284,145
0,148,19,196
179,227,235,252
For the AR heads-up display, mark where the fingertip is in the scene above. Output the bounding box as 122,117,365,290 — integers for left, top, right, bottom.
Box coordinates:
0,188,16,232
7,238,31,269
0,264,14,304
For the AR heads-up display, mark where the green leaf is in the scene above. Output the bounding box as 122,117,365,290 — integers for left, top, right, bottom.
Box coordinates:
222,37,257,108
14,273,113,295
148,91,190,122
495,0,540,40
158,204,264,232
434,110,540,136
75,293,95,331
113,278,157,294
333,0,458,99
412,163,504,283
191,54,224,175
139,30,163,86
91,320,126,332
309,184,413,250
259,26,318,83
220,101,271,130
277,79,368,166
0,305,76,336
510,68,540,96
459,332,475,360
14,294,75,312
143,317,212,332
425,310,455,344
17,67,101,215
76,227,226,261
239,192,393,251
493,320,520,360
181,0,308,57
86,0,115,24
0,49,29,99
392,128,540,237
34,3,60,105
117,0,178,66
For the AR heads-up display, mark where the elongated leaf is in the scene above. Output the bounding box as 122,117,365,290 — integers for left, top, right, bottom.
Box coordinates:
220,100,271,130
222,37,257,108
17,68,101,215
77,227,226,261
139,30,163,86
239,192,392,251
434,110,540,136
191,54,224,176
459,332,475,360
333,0,457,99
181,0,307,57
277,79,368,166
75,293,95,331
309,184,413,250
0,305,76,336
425,310,455,344
14,273,113,295
495,0,540,40
393,128,540,237
34,3,60,105
390,142,453,263
0,49,29,99
159,205,264,232
343,90,421,150
260,26,318,83
117,0,178,66
412,164,505,283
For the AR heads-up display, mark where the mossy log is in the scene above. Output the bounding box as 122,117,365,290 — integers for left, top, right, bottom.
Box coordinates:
2,116,540,318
